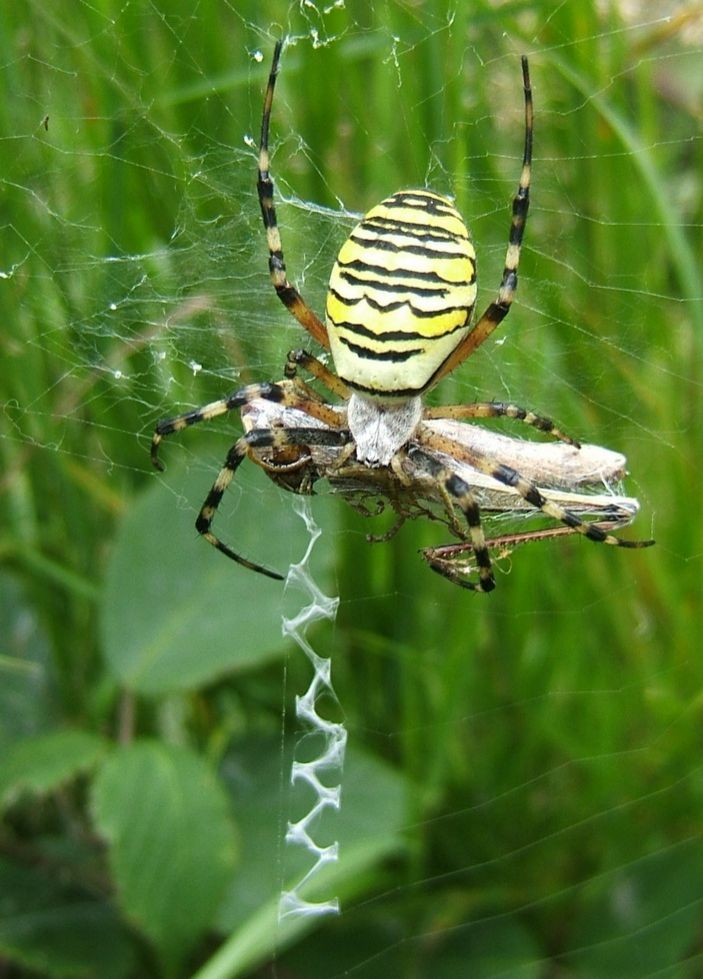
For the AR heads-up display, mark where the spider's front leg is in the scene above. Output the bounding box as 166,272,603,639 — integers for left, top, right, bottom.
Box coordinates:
197,426,353,580
150,379,344,471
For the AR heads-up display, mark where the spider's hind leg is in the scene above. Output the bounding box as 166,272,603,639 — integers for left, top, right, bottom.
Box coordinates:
417,425,654,551
489,462,655,549
404,445,496,593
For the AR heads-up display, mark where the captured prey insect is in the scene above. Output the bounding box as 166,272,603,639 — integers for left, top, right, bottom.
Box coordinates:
421,520,637,589
240,395,647,589
151,41,653,592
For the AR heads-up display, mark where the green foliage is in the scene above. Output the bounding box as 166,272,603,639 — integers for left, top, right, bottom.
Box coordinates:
0,857,135,979
0,730,107,807
101,465,330,695
564,840,703,979
1,1,702,977
91,741,238,975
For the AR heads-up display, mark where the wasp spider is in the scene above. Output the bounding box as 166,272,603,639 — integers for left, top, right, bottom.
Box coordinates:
152,41,653,592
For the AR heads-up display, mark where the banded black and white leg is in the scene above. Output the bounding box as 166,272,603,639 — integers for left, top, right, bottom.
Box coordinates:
196,426,352,579
256,41,330,349
284,348,351,400
151,379,343,470
427,55,533,388
424,401,579,446
416,428,655,554
405,445,496,592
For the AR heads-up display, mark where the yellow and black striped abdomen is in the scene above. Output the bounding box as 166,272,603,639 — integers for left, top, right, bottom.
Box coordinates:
326,189,476,398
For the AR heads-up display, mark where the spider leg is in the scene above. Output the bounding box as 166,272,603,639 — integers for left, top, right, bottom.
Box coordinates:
257,41,330,349
486,463,654,548
285,349,352,400
402,445,496,592
414,428,655,550
151,380,344,470
424,401,579,446
428,57,532,388
197,426,352,580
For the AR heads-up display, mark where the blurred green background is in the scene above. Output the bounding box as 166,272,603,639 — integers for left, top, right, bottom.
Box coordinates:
1,1,702,977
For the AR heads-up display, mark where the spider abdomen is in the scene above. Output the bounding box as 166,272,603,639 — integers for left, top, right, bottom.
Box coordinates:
326,189,477,399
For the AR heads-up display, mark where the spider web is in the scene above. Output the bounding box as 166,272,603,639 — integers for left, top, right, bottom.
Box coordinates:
2,1,703,977
279,496,344,922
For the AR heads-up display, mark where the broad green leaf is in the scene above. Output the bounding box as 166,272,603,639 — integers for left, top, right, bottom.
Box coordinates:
0,855,135,979
101,462,337,695
90,740,238,975
0,729,107,810
565,840,703,979
192,737,408,979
